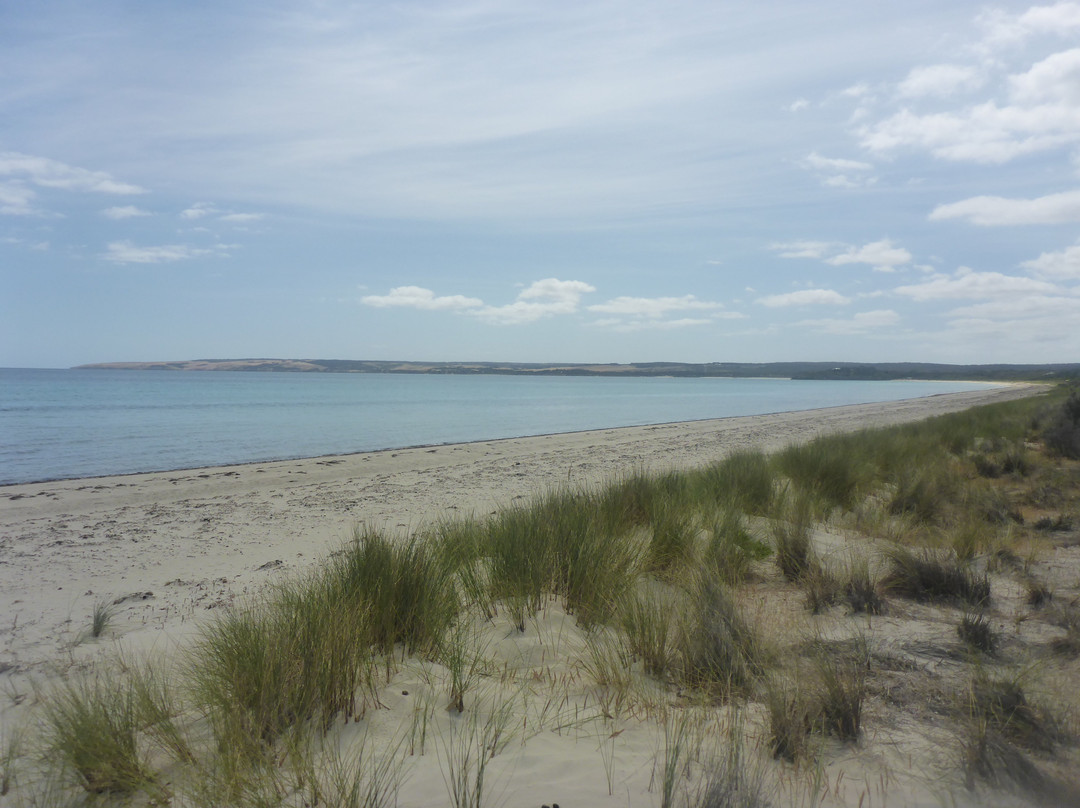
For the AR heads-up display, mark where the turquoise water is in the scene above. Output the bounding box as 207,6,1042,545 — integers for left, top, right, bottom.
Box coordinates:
0,368,996,485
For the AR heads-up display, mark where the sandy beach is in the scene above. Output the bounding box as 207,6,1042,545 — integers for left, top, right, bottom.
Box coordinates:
0,384,1037,675
4,382,1071,808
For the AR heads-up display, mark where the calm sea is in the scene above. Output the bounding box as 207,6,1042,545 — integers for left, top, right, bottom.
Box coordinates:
0,368,997,485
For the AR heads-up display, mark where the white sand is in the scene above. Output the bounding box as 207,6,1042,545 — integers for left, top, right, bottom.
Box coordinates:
0,383,1058,807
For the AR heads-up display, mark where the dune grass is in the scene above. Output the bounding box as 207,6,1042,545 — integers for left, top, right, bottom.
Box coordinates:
42,672,154,795
17,384,1080,807
771,491,817,583
89,598,117,640
882,546,991,606
676,576,766,698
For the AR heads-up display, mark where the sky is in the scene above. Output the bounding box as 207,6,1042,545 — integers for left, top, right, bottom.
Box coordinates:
2,1,1079,368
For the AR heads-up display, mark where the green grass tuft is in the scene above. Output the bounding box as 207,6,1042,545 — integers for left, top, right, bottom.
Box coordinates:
958,610,998,654
676,577,765,697
43,672,154,795
882,546,990,606
771,492,816,583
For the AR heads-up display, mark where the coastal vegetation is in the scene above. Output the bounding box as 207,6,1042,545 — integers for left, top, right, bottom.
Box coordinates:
75,357,1080,381
6,384,1080,806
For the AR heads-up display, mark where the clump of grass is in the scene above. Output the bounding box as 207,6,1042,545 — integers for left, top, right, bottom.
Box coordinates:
882,546,990,606
1042,385,1080,459
764,680,810,761
703,508,771,585
1049,604,1080,658
960,668,1062,792
329,529,460,656
971,670,1059,752
486,489,644,628
775,438,862,512
485,503,551,631
645,499,698,578
1023,578,1053,608
618,585,679,679
811,639,869,741
126,656,195,765
888,467,951,524
841,555,884,615
42,672,154,795
582,627,635,705
432,519,495,619
949,517,998,562
657,709,699,808
972,439,1032,479
1,723,26,798
596,468,663,530
676,577,765,697
957,610,998,654
694,714,772,808
188,577,374,747
439,618,489,713
315,731,407,808
803,566,839,615
549,493,644,626
698,450,776,515
771,493,816,583
89,598,117,639
437,689,517,808
1033,513,1073,532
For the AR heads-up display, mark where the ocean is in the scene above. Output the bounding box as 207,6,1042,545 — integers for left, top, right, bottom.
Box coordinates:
0,368,998,485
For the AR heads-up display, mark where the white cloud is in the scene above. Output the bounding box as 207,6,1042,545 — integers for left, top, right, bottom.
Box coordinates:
181,202,219,220
0,182,37,215
103,240,213,264
788,99,809,112
587,294,725,318
219,212,265,223
102,205,150,219
825,239,912,272
947,294,1080,320
795,309,900,334
939,291,1080,350
860,100,1080,163
978,3,1080,49
842,82,872,98
361,278,595,324
802,153,873,173
822,174,876,189
769,240,835,259
757,289,851,307
893,267,1059,300
801,152,876,188
1009,48,1080,104
360,285,483,311
1021,242,1080,278
929,189,1080,225
597,317,718,332
586,294,740,330
860,39,1080,165
772,238,910,271
0,152,144,194
897,64,982,99
475,278,596,325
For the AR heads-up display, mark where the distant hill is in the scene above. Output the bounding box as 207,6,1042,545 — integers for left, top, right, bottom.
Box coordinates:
73,358,1080,381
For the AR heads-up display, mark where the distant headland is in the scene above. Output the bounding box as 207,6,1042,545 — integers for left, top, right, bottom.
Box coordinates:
73,359,1080,382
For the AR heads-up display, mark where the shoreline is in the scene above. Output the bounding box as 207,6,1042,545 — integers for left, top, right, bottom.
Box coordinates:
0,383,1041,677
0,381,1018,489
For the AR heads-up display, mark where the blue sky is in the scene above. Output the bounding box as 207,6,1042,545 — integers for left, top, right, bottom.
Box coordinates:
2,0,1079,367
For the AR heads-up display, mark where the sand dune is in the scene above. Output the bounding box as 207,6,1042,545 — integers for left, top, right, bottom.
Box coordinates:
1,383,1059,807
